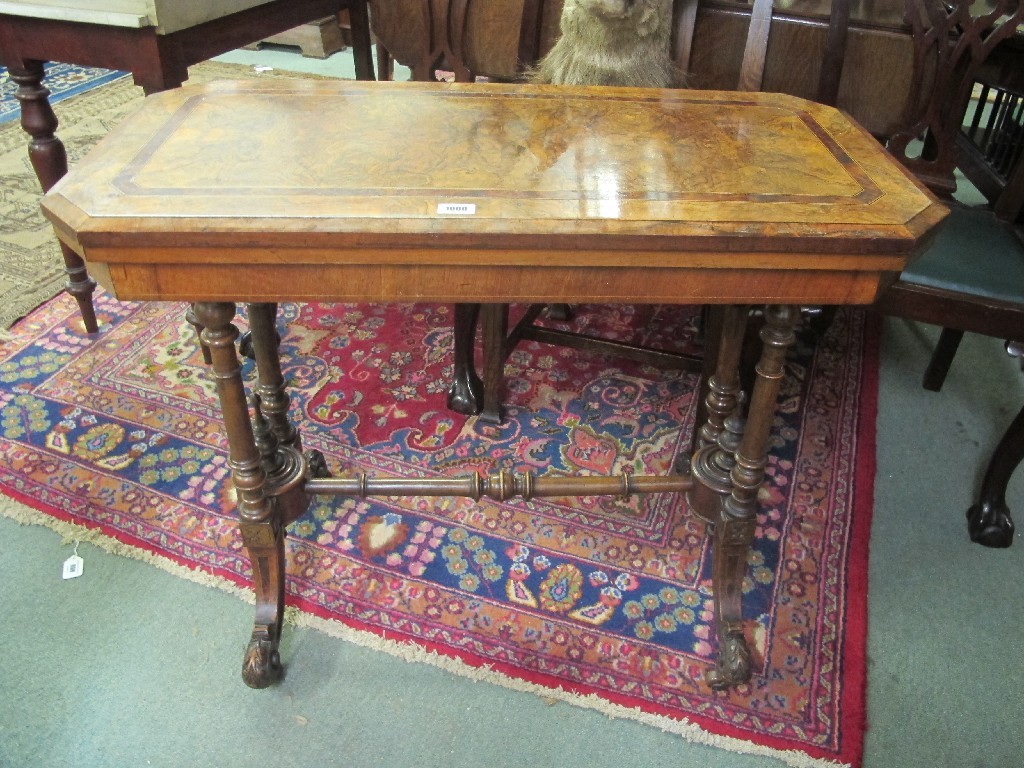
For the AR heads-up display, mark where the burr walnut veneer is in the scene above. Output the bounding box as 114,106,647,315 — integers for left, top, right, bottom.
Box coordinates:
41,79,946,690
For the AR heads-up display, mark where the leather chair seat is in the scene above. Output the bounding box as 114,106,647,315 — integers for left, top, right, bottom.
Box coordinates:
901,207,1024,304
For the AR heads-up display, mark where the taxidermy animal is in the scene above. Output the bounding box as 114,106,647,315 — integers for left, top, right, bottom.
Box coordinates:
531,0,680,88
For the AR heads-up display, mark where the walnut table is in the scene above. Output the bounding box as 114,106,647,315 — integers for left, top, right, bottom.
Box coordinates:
41,79,946,690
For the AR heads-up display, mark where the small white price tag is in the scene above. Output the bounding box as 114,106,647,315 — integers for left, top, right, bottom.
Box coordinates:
62,540,84,580
437,203,476,215
62,554,84,580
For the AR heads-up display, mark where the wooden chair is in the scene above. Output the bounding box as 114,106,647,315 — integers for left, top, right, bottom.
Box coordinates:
872,0,1024,547
438,0,855,423
957,34,1024,219
872,198,1024,547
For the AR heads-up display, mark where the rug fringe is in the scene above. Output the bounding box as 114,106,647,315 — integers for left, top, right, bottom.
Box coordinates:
1,492,850,768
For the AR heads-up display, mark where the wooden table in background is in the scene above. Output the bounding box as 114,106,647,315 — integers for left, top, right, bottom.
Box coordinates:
0,0,374,333
41,79,946,690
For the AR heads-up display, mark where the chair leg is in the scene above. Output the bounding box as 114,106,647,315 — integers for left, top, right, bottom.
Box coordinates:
376,44,395,80
185,304,213,365
923,327,964,391
967,402,1023,548
347,0,377,80
803,304,837,339
447,303,484,415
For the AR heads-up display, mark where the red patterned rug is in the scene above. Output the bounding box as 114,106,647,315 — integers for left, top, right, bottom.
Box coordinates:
0,291,875,767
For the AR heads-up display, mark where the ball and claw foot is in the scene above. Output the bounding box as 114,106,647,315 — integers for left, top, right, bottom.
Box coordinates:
966,501,1015,548
706,631,752,690
242,636,283,689
305,449,330,479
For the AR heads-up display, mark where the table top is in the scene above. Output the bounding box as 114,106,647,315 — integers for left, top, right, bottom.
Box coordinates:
42,79,947,306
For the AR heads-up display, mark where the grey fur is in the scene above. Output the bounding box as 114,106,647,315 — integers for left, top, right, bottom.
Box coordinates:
531,0,680,88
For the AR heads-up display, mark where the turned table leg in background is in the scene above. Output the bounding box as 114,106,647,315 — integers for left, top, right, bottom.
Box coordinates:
194,301,302,689
247,302,327,485
10,61,98,333
689,304,799,689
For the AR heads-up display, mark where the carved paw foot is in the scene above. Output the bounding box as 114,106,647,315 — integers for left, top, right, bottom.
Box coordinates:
967,501,1015,548
707,631,751,690
305,449,330,479
242,637,283,689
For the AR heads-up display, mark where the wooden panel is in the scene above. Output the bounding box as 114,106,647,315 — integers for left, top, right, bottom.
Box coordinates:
462,0,530,78
368,0,917,137
687,6,914,137
0,0,151,27
96,262,894,305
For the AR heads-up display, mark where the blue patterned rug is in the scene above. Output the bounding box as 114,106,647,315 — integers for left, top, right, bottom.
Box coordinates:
0,63,126,124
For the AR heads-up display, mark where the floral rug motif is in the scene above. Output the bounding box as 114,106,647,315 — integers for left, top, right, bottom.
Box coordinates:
0,291,875,767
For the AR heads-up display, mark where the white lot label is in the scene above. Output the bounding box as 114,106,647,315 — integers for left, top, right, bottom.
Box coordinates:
437,203,477,215
62,554,84,580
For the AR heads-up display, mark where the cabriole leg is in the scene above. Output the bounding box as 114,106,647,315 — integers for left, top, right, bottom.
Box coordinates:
194,301,285,689
967,402,1022,548
447,302,484,415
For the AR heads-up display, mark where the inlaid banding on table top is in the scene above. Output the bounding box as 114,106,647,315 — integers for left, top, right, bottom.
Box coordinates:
43,80,944,254
110,86,879,211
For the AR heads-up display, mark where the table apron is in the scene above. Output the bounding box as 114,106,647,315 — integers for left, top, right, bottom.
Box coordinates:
91,261,895,305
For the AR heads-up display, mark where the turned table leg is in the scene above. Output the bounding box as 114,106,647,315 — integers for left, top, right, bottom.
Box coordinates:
10,61,98,333
688,305,750,527
689,304,799,689
194,301,300,688
247,302,327,493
